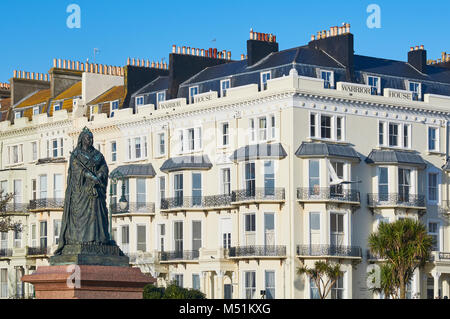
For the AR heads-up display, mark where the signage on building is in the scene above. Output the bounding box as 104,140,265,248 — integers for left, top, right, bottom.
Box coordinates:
159,98,186,110
194,91,218,104
385,89,413,101
337,82,372,96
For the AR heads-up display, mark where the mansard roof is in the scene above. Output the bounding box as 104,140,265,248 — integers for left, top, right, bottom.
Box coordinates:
365,149,426,168
295,142,361,161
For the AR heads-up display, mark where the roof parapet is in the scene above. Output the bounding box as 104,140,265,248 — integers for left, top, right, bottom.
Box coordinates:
126,57,168,70
13,70,50,81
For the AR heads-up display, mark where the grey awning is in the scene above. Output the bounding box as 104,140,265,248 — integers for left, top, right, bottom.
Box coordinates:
230,143,287,162
111,164,156,178
365,150,426,168
295,142,360,161
160,155,212,173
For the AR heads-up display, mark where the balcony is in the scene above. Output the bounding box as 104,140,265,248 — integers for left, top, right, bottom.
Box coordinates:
296,187,360,205
160,250,199,263
0,203,28,213
160,195,233,211
228,245,287,259
438,201,450,217
366,250,385,261
27,246,51,256
110,202,155,215
28,198,64,211
231,188,285,204
367,193,426,209
0,248,12,258
430,251,450,263
296,245,362,259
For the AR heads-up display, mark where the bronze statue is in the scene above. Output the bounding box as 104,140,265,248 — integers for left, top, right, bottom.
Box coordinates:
54,127,111,256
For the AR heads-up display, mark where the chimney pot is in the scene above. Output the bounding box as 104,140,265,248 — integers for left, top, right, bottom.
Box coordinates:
420,45,424,50
201,49,204,56
227,51,231,60
141,59,144,67
182,46,186,54
13,70,17,78
172,45,176,53
127,57,131,65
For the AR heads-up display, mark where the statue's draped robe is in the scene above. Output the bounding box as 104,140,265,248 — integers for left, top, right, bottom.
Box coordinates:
54,147,110,255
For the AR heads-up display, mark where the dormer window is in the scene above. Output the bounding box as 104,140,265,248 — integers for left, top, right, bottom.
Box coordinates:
136,96,144,106
189,86,199,104
54,103,62,112
367,76,381,95
408,81,421,101
15,112,21,119
33,106,40,115
260,71,271,90
220,79,231,97
320,70,334,89
90,105,99,121
157,91,166,109
110,100,119,118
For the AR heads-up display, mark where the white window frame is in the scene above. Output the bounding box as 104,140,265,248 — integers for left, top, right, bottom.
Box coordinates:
260,71,271,90
136,224,147,252
408,81,422,100
220,122,230,147
367,75,381,95
379,120,411,149
177,127,203,154
53,102,62,112
427,219,442,252
126,136,148,161
189,86,199,104
427,169,440,204
309,112,345,142
135,96,145,107
320,69,334,89
90,105,99,121
220,79,231,97
157,132,166,156
15,111,21,119
156,91,166,108
110,100,119,117
427,126,440,152
31,141,38,161
111,141,117,162
8,144,24,165
32,106,40,115
220,167,232,196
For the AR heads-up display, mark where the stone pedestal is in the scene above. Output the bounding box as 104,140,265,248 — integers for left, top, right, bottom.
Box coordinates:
22,264,155,299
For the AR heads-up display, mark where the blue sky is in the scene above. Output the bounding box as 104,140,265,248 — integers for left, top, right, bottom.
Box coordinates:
0,0,449,82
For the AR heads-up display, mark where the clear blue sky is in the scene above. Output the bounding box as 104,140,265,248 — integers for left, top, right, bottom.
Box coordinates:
0,0,449,82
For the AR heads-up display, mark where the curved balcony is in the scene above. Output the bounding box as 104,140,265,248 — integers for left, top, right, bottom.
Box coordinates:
160,250,199,263
110,202,155,215
367,193,426,209
296,244,362,259
231,188,285,204
160,195,233,212
28,198,64,211
228,245,287,259
296,187,360,205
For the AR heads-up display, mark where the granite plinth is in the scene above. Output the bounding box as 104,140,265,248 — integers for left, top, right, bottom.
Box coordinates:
49,243,130,267
22,265,155,299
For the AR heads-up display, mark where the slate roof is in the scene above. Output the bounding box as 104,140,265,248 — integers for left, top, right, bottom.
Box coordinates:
295,142,361,161
365,149,426,168
160,155,213,173
129,76,169,110
230,143,287,162
111,164,156,178
0,98,11,121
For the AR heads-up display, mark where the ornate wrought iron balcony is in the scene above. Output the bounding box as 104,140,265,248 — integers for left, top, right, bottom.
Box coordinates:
110,202,155,215
367,193,426,208
228,245,287,258
0,248,12,257
160,195,233,210
232,188,285,203
296,244,362,258
27,246,50,256
296,187,360,203
28,198,64,210
160,250,199,261
0,203,28,213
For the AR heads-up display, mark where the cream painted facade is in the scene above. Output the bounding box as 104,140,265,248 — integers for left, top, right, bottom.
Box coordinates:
1,67,450,299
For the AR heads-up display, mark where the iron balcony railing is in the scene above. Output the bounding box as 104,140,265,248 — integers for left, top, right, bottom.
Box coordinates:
297,244,362,258
366,249,383,260
296,187,360,203
439,252,450,260
367,193,426,208
0,203,28,213
160,195,233,210
232,188,285,202
0,248,12,257
110,202,155,215
27,246,50,256
28,198,64,210
228,245,287,258
160,250,199,261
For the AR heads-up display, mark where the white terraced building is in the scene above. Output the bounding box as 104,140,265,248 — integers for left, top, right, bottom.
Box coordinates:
0,24,450,299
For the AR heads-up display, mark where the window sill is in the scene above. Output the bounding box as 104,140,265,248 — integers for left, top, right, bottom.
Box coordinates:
427,151,445,156
154,154,166,160
308,137,348,145
377,145,413,152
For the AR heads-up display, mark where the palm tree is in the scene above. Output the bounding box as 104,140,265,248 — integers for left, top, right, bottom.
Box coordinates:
368,263,399,299
297,261,343,299
368,219,433,299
